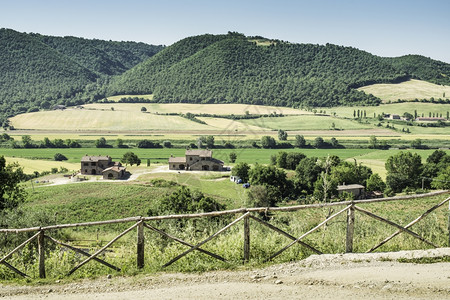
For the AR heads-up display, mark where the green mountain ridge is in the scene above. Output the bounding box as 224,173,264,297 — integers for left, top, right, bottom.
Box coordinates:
108,32,450,108
1,30,450,128
0,28,164,127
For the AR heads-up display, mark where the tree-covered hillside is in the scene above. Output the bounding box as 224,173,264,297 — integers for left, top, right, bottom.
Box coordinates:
0,29,97,119
2,30,450,128
33,34,164,76
387,55,450,86
0,28,164,127
108,32,411,107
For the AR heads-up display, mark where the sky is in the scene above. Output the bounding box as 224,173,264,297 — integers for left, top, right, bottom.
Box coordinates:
1,0,449,63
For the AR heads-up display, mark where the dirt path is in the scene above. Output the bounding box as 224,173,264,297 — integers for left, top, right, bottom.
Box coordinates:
2,248,449,299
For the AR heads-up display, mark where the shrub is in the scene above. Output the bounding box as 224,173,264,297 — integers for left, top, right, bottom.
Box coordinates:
53,153,68,161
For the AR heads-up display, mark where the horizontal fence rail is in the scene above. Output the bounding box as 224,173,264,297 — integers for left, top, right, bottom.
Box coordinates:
1,190,449,279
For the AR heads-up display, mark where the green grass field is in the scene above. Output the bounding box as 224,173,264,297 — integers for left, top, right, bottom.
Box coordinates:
358,79,450,102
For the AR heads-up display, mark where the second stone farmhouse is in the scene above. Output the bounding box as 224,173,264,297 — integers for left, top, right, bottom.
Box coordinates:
169,149,224,171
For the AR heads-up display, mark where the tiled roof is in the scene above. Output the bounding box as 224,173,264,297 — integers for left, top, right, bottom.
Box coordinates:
169,157,186,163
102,166,126,173
186,149,212,157
81,155,111,162
337,184,365,190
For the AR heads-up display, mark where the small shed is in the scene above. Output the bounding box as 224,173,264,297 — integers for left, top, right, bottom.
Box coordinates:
337,184,365,200
102,164,126,179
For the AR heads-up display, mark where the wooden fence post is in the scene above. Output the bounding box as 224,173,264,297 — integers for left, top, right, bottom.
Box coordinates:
137,220,144,269
38,230,46,278
346,204,355,253
448,201,450,247
243,214,250,263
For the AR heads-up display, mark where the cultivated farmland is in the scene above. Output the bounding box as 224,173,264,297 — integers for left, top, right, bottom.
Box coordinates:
358,79,450,102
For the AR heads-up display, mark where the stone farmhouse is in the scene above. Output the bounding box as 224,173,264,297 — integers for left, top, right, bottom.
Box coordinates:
169,149,224,171
81,155,126,179
337,184,365,200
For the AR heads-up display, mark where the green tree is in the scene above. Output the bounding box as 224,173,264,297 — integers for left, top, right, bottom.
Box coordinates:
205,135,215,148
314,136,325,148
0,156,26,211
121,152,141,166
54,153,68,161
411,139,423,149
431,166,450,189
314,155,337,202
53,138,65,148
249,164,288,196
330,137,339,148
156,186,224,214
141,106,147,112
229,152,237,163
294,135,306,148
276,151,288,169
285,152,306,170
366,173,386,192
261,136,276,148
247,185,281,210
231,162,250,182
116,138,124,148
385,151,423,192
95,137,108,148
21,135,34,148
278,129,288,141
368,135,378,149
294,157,322,194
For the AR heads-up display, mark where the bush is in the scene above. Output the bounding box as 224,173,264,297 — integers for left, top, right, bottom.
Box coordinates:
53,153,68,161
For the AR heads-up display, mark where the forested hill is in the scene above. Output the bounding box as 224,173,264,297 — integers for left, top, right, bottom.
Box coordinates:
387,55,450,86
0,28,164,127
108,32,426,107
32,33,164,76
2,30,450,128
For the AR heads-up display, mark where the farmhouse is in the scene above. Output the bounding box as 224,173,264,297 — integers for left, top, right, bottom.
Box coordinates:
169,149,224,171
81,155,126,179
337,184,365,200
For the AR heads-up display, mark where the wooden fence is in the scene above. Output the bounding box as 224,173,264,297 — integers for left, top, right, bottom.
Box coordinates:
1,190,449,279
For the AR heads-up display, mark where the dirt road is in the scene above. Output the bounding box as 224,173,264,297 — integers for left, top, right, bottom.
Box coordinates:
2,248,449,299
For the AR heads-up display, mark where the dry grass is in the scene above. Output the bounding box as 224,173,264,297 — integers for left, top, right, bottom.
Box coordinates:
358,79,450,102
4,157,79,174
85,103,304,115
9,109,214,131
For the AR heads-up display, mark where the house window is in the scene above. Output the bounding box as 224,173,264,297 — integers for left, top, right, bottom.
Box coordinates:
91,162,96,166
189,157,192,161
83,163,88,166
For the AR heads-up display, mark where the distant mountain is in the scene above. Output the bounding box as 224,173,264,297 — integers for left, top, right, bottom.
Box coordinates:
2,30,450,128
108,32,417,107
387,55,450,86
0,28,164,127
32,33,164,76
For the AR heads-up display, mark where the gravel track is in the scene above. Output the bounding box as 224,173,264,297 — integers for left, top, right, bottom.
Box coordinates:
2,248,449,299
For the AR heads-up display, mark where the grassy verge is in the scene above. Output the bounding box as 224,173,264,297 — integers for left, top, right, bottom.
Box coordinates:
1,189,448,282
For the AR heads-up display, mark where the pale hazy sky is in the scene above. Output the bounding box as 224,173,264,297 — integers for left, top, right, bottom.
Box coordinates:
1,0,449,63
